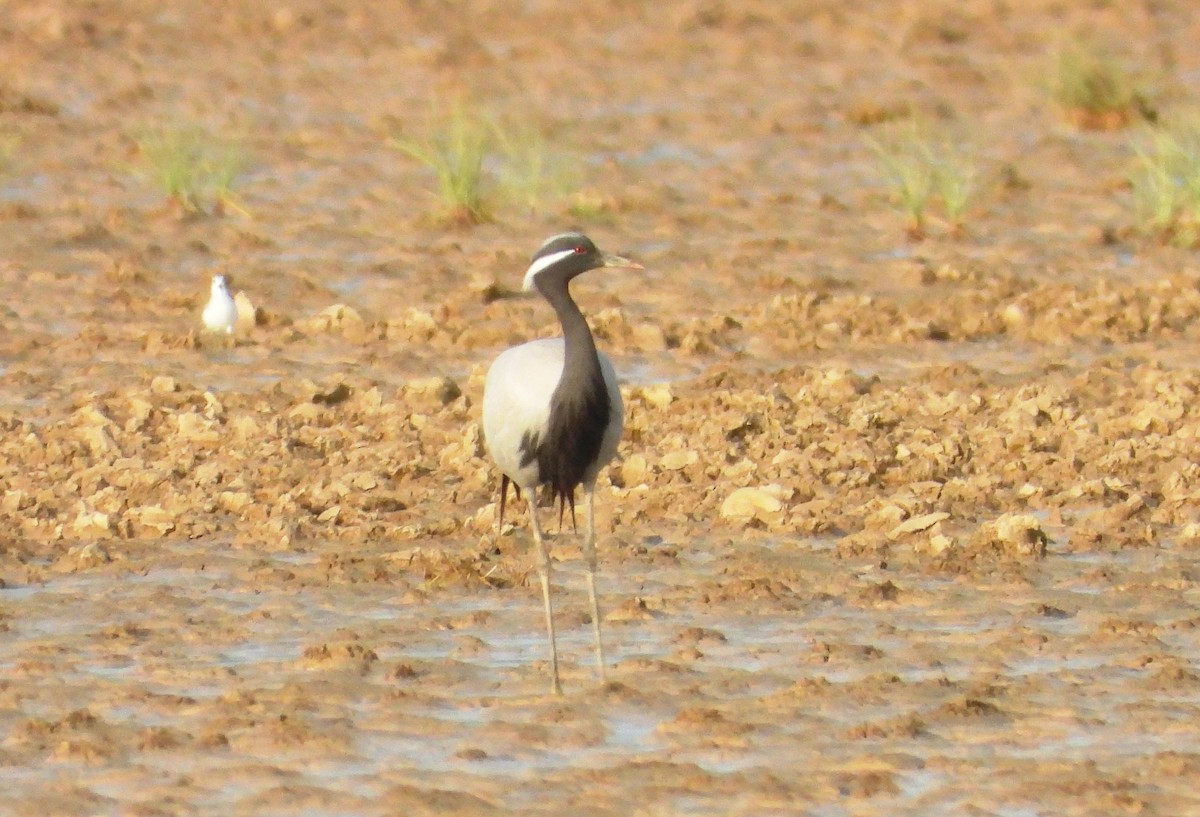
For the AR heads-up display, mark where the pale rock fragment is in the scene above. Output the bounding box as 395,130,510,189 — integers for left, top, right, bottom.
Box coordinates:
659,450,698,471
469,504,497,533
229,415,261,441
127,505,176,537
721,459,756,482
974,513,1048,559
389,307,439,341
74,404,113,428
174,412,221,444
632,322,668,351
636,384,674,410
192,461,225,486
771,449,801,467
888,511,950,540
351,472,378,491
2,489,31,512
287,402,324,422
124,397,155,431
720,485,791,521
912,527,960,554
621,453,648,485
385,547,422,565
262,518,295,549
65,542,112,570
76,542,111,566
1087,493,1146,530
202,391,224,418
72,510,113,539
233,291,258,331
357,386,384,412
73,405,119,457
1179,522,1200,547
218,491,253,513
304,304,368,341
80,424,118,458
439,425,482,467
864,503,906,531
1000,302,1028,329
1130,403,1179,433
402,376,462,408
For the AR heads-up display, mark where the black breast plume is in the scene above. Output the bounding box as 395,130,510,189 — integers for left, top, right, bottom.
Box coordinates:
519,362,610,503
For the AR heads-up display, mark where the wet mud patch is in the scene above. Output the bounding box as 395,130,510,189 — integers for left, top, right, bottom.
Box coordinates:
5,0,1200,814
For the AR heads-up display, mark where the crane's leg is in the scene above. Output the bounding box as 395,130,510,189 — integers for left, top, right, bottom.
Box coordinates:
582,484,606,683
499,474,510,532
529,495,562,695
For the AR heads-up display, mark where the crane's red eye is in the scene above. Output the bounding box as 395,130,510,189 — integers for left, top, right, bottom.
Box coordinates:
573,245,586,254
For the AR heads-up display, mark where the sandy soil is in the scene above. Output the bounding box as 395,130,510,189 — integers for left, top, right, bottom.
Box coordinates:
3,1,1200,814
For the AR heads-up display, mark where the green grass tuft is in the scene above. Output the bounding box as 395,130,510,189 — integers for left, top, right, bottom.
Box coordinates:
1048,43,1148,130
492,121,580,213
867,124,935,237
392,104,493,225
134,125,247,215
392,104,591,223
868,120,981,237
931,146,977,233
1129,115,1200,246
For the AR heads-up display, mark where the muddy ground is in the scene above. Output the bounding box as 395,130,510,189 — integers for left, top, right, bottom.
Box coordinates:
3,1,1200,815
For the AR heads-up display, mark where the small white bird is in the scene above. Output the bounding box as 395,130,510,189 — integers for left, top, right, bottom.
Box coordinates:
202,274,238,336
482,232,641,695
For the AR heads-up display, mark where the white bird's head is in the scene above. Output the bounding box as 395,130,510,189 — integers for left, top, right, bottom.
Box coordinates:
522,233,641,295
211,274,232,296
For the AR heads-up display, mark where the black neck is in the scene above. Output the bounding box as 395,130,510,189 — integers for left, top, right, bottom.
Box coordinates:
522,275,611,502
543,280,601,383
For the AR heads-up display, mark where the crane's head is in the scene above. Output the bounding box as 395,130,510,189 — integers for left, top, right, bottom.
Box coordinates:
522,232,641,294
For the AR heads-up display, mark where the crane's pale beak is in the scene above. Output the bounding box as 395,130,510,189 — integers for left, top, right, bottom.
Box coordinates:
600,253,643,270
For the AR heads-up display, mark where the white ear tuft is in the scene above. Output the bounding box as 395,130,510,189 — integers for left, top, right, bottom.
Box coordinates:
522,248,577,291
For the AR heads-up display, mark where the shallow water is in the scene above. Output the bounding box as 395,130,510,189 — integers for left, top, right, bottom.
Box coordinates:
5,530,1200,815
